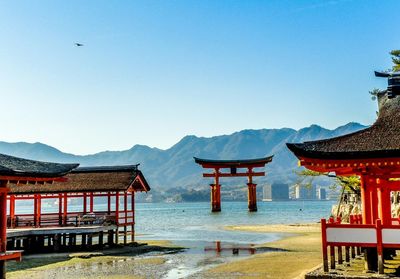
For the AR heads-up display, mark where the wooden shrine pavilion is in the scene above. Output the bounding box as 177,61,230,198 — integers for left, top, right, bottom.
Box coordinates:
7,164,150,251
194,156,273,212
0,153,78,278
287,88,400,274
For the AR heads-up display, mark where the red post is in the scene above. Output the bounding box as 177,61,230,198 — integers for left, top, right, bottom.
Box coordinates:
247,183,257,212
116,192,120,224
210,168,221,212
58,193,62,225
131,191,135,242
377,181,392,226
0,181,9,278
83,192,87,214
124,192,128,224
107,192,111,215
33,194,39,227
360,175,372,224
210,183,221,212
321,219,329,272
37,195,41,227
9,195,15,228
63,193,68,225
89,192,94,212
216,241,221,253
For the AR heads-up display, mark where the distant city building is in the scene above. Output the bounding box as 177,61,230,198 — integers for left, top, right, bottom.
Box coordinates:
263,183,289,201
317,187,327,200
295,184,316,200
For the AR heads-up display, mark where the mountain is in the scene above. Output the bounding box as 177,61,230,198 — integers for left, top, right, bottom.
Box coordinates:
0,122,366,197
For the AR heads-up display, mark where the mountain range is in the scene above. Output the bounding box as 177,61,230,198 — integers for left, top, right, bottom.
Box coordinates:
0,122,366,200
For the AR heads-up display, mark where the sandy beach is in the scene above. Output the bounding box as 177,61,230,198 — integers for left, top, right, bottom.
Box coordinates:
7,223,322,279
197,223,322,279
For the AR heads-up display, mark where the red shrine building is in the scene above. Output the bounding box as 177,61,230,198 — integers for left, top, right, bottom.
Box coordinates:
194,156,273,212
287,89,400,273
0,153,150,279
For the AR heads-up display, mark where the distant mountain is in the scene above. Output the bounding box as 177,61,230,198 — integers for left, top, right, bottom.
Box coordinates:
0,122,366,194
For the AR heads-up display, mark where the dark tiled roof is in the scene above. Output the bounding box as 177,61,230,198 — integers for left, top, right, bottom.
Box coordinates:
287,92,400,160
194,156,273,166
9,165,150,194
0,153,78,177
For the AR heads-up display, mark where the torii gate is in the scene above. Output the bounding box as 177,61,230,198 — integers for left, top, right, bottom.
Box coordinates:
194,156,273,212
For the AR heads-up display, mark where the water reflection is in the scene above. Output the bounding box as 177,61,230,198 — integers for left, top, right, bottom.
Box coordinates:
204,241,256,256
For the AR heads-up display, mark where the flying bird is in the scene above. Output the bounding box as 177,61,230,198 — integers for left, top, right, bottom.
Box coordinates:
75,43,84,47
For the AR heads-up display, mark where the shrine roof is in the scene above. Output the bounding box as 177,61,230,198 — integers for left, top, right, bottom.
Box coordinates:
194,156,273,167
9,165,150,194
0,153,78,178
287,91,400,160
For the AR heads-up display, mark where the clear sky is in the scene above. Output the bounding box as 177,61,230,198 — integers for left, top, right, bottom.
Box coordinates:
0,0,398,155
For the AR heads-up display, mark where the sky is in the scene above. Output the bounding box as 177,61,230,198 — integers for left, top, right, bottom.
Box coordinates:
0,0,399,155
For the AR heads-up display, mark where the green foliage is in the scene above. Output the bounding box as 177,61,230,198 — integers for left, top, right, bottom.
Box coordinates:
390,49,400,71
296,169,360,194
369,88,383,101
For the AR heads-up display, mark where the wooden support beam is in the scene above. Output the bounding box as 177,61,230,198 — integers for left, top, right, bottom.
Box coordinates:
203,172,265,178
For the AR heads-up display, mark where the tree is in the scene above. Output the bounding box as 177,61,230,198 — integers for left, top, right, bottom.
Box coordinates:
296,169,360,195
390,49,400,71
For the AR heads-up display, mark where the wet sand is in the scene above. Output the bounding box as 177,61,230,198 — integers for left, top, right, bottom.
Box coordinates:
7,224,321,279
195,223,322,279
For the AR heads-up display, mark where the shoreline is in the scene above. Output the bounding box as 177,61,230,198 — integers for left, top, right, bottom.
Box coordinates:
197,223,322,278
7,223,322,279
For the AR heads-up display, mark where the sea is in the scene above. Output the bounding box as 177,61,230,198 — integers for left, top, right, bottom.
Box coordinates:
12,200,336,278
135,200,335,245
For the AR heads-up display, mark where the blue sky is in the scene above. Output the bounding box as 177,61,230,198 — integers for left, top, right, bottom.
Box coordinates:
0,0,398,154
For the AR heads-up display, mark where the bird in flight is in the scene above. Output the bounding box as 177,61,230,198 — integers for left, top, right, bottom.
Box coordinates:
75,43,84,47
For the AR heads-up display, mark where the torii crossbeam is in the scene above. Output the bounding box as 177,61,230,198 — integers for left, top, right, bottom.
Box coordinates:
194,156,273,212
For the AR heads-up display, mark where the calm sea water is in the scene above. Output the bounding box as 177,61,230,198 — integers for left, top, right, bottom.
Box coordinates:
135,200,335,245
13,199,335,245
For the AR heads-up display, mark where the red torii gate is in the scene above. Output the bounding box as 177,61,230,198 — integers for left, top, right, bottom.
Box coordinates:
194,156,273,212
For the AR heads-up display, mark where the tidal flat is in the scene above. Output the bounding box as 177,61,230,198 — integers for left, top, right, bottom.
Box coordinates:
7,224,322,279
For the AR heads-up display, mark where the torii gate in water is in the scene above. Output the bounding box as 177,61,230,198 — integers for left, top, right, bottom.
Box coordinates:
194,156,273,212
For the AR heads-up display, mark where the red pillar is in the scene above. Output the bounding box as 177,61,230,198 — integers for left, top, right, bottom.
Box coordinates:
33,194,38,227
115,192,120,224
63,193,68,225
58,193,62,225
107,192,111,215
247,168,257,212
37,195,42,227
131,192,135,242
89,192,94,213
9,195,15,228
360,175,372,224
0,181,8,278
210,169,221,212
210,184,221,212
377,179,392,226
247,183,257,212
124,192,128,224
83,193,87,214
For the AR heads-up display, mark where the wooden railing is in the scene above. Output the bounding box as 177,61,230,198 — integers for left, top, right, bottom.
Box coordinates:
6,210,136,228
321,216,400,274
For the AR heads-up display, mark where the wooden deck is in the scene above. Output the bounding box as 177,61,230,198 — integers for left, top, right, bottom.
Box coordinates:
7,225,117,238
